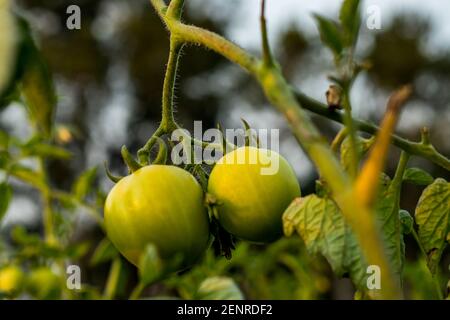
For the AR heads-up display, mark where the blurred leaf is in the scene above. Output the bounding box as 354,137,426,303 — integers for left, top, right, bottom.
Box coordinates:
90,238,118,266
374,173,405,283
196,276,244,300
340,136,372,173
9,164,46,190
0,130,9,149
18,17,56,138
0,182,12,221
72,167,97,201
283,195,368,290
403,167,434,186
0,151,9,169
339,0,361,47
313,14,343,59
21,138,72,159
138,244,162,286
11,226,41,246
415,178,450,275
0,0,19,98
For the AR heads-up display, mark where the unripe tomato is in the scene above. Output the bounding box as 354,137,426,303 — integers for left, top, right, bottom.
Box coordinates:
0,265,24,296
27,267,61,300
208,146,300,243
104,165,210,269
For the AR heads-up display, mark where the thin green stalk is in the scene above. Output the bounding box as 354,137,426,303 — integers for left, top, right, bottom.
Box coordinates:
129,282,146,300
38,158,56,245
331,127,348,153
411,228,444,300
138,39,182,165
341,88,359,178
104,258,123,300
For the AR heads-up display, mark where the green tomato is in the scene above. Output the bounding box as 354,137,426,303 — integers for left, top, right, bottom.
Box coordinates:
104,165,210,269
208,146,301,243
0,265,24,296
27,267,61,300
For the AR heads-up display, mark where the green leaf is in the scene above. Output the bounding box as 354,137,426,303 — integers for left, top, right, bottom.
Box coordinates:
197,277,244,300
399,210,413,235
340,136,372,173
19,18,56,138
90,238,118,266
283,195,368,290
403,167,434,186
0,0,19,97
72,167,97,201
22,140,72,160
339,0,361,47
138,244,163,286
9,164,46,190
313,14,344,58
374,173,405,284
415,178,450,275
0,130,9,149
0,182,12,221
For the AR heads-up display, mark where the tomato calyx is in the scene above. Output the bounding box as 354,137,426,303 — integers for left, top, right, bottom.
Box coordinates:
204,192,235,259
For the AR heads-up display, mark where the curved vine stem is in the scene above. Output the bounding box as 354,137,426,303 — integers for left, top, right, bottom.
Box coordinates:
138,38,182,164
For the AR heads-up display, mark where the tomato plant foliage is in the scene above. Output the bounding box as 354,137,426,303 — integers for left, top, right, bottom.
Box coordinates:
0,0,449,300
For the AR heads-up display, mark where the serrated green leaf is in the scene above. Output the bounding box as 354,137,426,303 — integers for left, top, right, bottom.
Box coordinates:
313,14,344,58
72,167,97,201
0,0,19,97
197,277,244,300
403,168,434,186
138,244,163,286
0,182,12,221
415,178,450,275
90,238,118,266
374,173,404,284
339,0,361,47
9,164,46,190
283,195,368,290
340,136,372,173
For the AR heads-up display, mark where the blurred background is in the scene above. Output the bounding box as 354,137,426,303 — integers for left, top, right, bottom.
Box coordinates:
1,0,449,299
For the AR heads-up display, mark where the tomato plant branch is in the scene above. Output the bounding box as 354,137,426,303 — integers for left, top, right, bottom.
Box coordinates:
149,0,403,299
137,38,182,164
37,158,56,245
341,87,359,178
331,127,347,153
103,258,123,300
129,282,146,300
295,91,450,171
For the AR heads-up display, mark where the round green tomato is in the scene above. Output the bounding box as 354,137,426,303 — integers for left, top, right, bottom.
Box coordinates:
104,165,210,269
0,265,24,296
27,267,61,300
208,146,300,243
